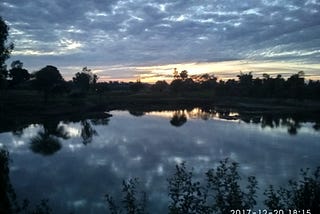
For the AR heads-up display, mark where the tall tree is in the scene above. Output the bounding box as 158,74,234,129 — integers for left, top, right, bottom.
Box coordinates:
179,70,188,80
151,80,169,92
34,65,64,101
8,60,30,86
72,67,98,92
173,68,180,79
286,71,305,99
0,17,14,88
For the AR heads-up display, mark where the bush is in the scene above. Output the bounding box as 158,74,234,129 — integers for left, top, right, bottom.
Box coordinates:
264,167,320,213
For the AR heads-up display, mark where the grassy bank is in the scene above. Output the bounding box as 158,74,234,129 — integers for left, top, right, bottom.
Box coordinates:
1,90,320,127
1,90,320,115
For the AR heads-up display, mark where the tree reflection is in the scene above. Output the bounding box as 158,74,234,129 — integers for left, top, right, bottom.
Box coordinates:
30,120,70,156
170,112,187,127
260,116,302,135
81,120,97,145
91,117,110,126
129,110,145,117
183,107,319,135
0,149,14,213
30,132,62,156
11,126,26,137
136,107,320,133
0,149,52,213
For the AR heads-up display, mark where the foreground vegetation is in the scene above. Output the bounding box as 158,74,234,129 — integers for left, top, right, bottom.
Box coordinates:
1,148,319,213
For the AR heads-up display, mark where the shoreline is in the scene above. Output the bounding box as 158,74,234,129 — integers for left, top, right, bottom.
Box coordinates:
1,90,320,133
1,90,320,116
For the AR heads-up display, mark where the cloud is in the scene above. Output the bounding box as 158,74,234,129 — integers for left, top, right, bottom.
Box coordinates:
1,0,319,80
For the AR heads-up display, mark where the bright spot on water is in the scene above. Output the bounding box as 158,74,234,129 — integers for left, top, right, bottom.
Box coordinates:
157,165,164,175
69,199,87,208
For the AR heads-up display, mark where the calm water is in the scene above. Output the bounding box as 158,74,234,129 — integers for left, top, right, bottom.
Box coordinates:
0,108,319,213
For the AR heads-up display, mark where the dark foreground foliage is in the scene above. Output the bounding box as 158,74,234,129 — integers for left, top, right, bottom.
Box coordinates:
105,178,147,214
106,159,320,214
264,167,320,213
166,160,257,214
1,148,319,213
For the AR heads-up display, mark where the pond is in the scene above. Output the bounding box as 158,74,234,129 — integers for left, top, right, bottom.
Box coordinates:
0,108,320,213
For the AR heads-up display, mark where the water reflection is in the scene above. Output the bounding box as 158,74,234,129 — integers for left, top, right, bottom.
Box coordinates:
30,120,70,156
80,120,97,145
144,108,320,135
26,116,109,154
170,111,187,127
129,110,145,117
0,108,319,213
30,132,62,155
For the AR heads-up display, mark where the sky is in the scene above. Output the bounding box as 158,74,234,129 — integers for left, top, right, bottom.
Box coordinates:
1,0,320,82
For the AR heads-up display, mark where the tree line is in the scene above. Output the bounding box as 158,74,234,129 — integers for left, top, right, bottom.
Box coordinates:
155,69,320,100
1,16,320,100
2,60,320,100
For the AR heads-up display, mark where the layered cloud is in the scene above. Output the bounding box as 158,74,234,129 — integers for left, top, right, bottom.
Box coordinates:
1,0,319,80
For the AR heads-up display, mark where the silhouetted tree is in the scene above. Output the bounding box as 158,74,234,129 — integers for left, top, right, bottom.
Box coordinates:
73,72,91,92
286,71,305,99
168,162,211,213
274,74,285,98
173,68,179,79
8,60,30,86
151,80,169,93
206,159,257,213
183,78,195,91
170,79,184,93
306,80,320,99
10,60,22,69
170,71,195,92
216,79,238,96
72,67,98,93
0,17,14,89
237,72,253,96
33,65,64,101
130,80,144,92
237,72,253,86
264,167,320,212
106,178,147,214
180,70,188,80
198,74,217,90
94,82,109,94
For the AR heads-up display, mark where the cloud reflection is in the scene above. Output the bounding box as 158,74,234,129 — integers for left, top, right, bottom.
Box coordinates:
1,110,319,213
